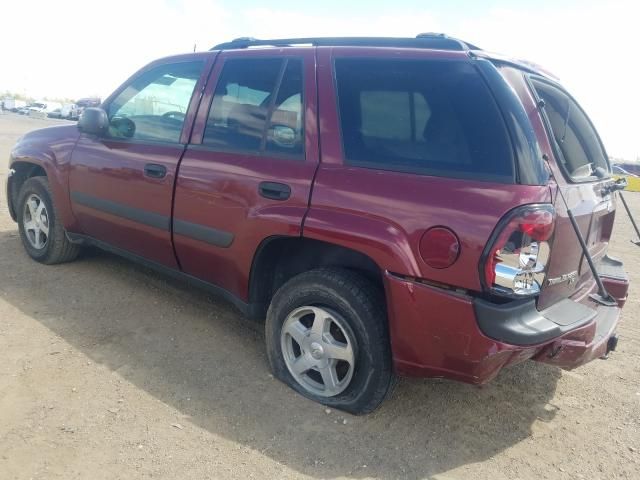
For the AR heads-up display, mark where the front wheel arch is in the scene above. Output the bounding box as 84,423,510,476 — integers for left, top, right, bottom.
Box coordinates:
7,161,47,221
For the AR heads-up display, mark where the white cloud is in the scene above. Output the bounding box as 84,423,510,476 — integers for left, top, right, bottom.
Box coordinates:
2,0,231,98
451,2,639,159
238,8,441,39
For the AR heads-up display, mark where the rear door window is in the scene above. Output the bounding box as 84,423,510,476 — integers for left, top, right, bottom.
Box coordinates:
203,57,304,158
531,78,609,181
334,58,514,182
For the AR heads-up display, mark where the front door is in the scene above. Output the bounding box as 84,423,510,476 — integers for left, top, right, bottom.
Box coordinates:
69,56,211,267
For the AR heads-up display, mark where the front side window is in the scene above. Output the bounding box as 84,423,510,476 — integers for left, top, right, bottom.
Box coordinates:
334,58,514,182
531,78,608,180
203,57,304,158
107,61,204,143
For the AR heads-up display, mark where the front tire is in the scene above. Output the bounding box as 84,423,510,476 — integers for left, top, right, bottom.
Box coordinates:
266,268,395,414
17,176,80,264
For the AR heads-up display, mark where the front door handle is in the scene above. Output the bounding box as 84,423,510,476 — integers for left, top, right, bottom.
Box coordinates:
144,163,167,179
259,181,291,201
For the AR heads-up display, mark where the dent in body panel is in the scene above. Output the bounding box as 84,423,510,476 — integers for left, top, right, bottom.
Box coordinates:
383,272,533,383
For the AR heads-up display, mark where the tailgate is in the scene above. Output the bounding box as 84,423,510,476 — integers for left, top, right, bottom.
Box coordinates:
538,182,615,309
527,77,616,310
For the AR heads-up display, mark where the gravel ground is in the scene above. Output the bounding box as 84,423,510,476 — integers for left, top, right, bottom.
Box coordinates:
0,113,638,479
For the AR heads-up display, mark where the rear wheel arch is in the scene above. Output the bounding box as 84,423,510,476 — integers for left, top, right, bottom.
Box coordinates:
248,236,386,320
265,266,396,414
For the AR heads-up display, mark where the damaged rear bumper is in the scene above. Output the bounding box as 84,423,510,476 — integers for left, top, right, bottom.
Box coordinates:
385,255,628,383
533,302,619,369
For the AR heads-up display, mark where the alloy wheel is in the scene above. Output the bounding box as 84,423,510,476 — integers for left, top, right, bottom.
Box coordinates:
23,194,49,250
280,306,356,397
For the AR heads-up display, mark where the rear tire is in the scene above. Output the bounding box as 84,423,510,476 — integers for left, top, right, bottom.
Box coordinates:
17,176,80,264
266,268,395,414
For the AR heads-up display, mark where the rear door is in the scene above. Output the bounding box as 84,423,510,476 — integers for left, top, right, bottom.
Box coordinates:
527,76,615,308
172,48,319,300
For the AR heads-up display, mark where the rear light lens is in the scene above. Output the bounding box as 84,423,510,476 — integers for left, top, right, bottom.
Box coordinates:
482,205,555,297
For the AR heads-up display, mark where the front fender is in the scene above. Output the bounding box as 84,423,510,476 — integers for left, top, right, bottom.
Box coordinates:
8,125,80,229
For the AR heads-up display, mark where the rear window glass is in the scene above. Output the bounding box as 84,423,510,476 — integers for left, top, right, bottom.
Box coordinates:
334,59,514,182
531,78,608,181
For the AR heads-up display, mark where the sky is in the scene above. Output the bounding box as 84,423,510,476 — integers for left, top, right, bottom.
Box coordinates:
2,0,638,160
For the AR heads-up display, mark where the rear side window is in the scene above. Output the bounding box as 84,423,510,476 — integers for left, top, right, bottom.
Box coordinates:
203,58,304,158
334,59,514,182
531,78,608,180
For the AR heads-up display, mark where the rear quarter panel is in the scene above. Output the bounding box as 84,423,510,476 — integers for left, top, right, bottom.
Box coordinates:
307,47,551,291
304,168,551,290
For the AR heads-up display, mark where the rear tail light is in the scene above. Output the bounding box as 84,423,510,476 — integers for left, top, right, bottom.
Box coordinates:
481,204,555,297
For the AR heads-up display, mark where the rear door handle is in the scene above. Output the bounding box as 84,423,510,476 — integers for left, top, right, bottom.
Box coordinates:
259,181,291,201
144,163,167,179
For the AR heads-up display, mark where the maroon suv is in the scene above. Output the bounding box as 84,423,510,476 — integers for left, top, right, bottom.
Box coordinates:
5,35,629,414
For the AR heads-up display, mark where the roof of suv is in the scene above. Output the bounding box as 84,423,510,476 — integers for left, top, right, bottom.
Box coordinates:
209,33,556,80
211,33,480,51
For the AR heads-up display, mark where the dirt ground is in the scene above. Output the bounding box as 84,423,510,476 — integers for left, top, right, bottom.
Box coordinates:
0,112,638,480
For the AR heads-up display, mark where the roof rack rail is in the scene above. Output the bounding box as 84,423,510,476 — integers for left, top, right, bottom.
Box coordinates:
211,34,481,52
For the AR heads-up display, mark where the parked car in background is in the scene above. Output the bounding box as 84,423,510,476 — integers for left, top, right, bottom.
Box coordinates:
5,35,630,414
614,162,640,176
47,108,63,119
76,97,101,108
3,98,27,111
27,102,47,114
61,103,79,120
74,97,101,119
612,165,637,177
28,101,62,119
